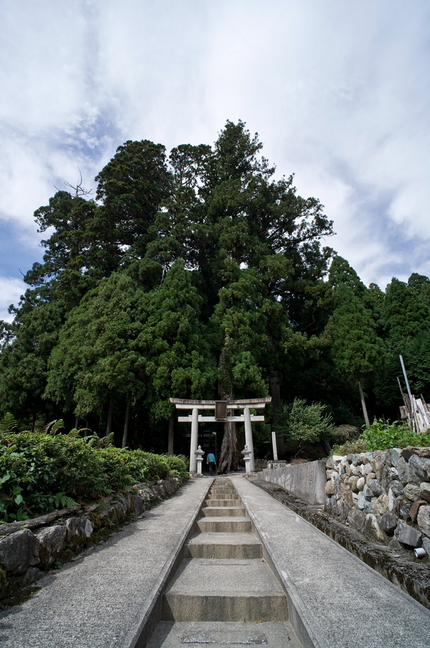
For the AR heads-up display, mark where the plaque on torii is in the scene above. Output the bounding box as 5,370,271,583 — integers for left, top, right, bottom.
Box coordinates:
170,397,271,473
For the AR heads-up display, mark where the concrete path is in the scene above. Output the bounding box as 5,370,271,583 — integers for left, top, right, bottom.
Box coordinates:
232,476,430,648
1,475,430,648
0,478,212,648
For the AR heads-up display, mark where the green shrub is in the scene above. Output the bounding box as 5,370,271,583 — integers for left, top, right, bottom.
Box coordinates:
361,419,430,451
275,399,335,455
0,431,187,523
163,454,189,480
332,419,430,454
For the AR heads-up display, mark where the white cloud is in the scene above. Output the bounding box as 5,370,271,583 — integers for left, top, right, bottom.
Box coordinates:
0,276,26,322
0,0,430,290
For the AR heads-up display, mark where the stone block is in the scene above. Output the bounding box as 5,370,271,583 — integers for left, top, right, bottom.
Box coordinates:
388,488,400,515
390,448,402,466
419,482,430,502
325,480,336,496
409,455,429,484
348,475,360,492
401,447,414,461
396,457,410,484
357,491,372,512
399,499,412,521
407,446,430,458
389,481,404,497
356,476,365,491
423,536,430,555
388,536,402,550
409,500,426,522
404,483,421,501
364,514,387,542
417,505,430,536
0,529,40,575
361,463,374,476
347,508,366,531
389,467,399,480
379,511,398,535
368,479,383,497
372,494,389,517
362,484,373,500
65,516,81,541
83,518,93,538
394,520,422,548
36,525,67,569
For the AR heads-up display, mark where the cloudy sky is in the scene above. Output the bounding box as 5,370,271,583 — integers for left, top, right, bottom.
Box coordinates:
1,0,429,320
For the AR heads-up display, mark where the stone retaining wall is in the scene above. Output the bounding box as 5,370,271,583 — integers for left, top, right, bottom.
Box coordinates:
0,477,183,602
325,447,430,557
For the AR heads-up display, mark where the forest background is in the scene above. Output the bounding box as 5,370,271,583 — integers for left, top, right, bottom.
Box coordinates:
1,121,429,471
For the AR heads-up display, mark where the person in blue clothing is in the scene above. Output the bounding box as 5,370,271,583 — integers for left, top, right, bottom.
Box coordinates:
206,449,216,475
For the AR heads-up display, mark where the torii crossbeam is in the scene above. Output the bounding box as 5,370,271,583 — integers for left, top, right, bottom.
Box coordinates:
170,397,272,473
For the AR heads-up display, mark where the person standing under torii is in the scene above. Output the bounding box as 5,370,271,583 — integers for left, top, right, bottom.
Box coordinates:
206,449,216,475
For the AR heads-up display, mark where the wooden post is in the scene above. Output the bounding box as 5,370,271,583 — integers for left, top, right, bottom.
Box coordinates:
358,381,370,426
168,417,174,455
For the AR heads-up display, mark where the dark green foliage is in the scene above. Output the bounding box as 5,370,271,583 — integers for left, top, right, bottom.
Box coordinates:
274,398,335,456
333,419,430,454
0,431,187,523
5,121,430,464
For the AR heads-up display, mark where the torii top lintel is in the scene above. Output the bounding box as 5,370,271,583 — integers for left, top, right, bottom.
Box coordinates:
169,397,272,407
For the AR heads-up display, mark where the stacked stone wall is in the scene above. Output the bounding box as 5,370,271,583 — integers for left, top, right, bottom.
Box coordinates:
325,447,430,556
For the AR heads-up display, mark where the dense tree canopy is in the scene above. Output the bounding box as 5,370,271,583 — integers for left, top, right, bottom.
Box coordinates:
2,121,430,466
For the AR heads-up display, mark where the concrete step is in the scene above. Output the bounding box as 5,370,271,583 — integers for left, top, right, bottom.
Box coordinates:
186,532,263,559
205,498,242,507
162,558,288,622
197,516,252,533
201,505,245,517
146,621,301,648
208,491,238,500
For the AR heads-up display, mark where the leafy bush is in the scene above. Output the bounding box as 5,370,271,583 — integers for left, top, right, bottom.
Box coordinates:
0,431,187,523
163,454,189,480
332,419,430,454
275,398,335,454
361,419,430,451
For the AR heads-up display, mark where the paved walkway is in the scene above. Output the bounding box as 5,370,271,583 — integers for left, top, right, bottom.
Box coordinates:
0,478,212,648
232,476,430,648
1,475,429,648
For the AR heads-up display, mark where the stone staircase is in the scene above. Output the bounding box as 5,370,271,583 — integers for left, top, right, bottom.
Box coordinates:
147,478,301,647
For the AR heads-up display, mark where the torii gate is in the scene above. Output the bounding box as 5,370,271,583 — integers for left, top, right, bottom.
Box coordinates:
170,397,272,473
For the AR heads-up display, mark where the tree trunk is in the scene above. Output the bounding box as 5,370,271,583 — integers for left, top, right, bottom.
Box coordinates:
122,397,131,448
269,371,281,424
358,380,370,426
168,416,174,455
218,415,240,473
75,415,79,429
106,397,114,436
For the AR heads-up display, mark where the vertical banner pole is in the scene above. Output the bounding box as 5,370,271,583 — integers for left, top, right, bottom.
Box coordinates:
272,431,278,461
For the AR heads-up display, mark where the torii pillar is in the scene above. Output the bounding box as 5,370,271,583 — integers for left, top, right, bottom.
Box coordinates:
170,397,271,474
